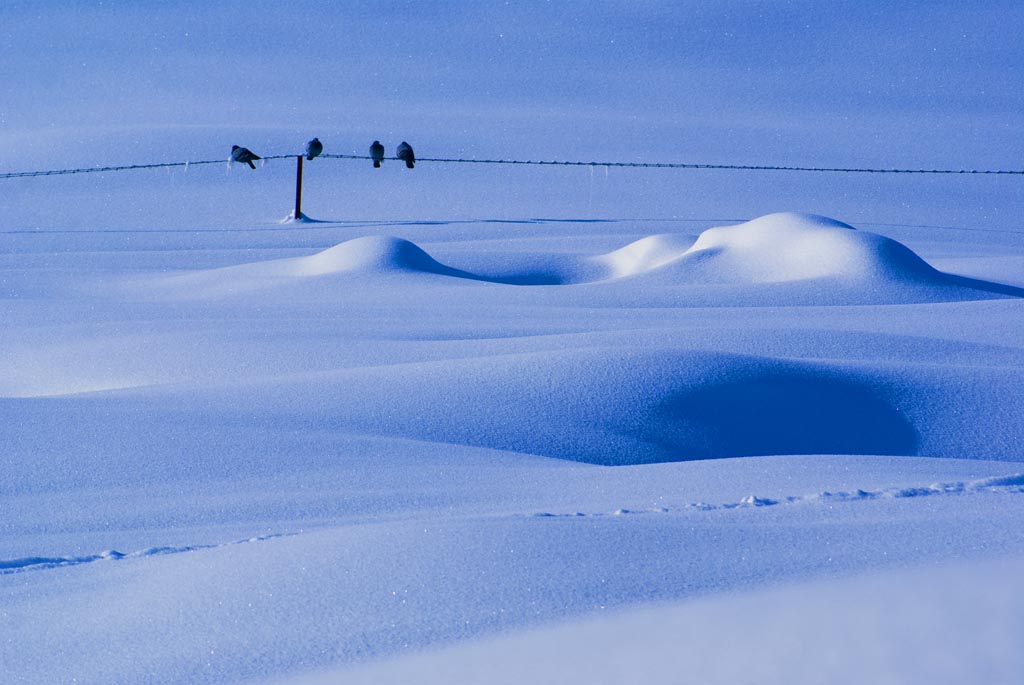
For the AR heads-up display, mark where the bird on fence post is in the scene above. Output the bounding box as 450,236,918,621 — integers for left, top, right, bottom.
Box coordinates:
230,145,260,170
305,138,323,161
370,140,385,168
396,141,415,169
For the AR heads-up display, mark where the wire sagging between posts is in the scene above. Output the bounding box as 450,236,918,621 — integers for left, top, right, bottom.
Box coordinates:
2,153,1023,180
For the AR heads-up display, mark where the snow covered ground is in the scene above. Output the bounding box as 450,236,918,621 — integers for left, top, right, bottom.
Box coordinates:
3,3,1024,684
4,211,1024,683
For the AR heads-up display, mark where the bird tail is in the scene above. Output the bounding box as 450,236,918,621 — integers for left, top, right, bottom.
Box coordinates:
306,154,314,161
374,160,381,168
247,160,256,170
405,160,415,169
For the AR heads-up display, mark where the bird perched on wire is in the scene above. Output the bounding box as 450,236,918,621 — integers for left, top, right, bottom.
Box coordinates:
230,145,260,170
369,140,385,168
396,141,415,169
305,138,323,161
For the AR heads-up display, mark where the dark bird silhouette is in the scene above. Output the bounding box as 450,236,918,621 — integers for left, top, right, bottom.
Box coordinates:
230,145,260,170
369,140,385,168
305,137,323,161
396,141,415,169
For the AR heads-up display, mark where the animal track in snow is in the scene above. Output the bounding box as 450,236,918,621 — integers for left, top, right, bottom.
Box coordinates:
6,475,1022,575
0,532,294,575
531,473,1024,518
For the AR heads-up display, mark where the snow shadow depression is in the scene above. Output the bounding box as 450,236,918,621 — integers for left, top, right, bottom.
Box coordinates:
642,368,919,461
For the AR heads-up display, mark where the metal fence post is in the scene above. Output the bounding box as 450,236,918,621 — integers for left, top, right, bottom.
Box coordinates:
294,155,304,220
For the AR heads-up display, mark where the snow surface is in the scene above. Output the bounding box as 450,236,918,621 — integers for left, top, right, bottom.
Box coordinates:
4,209,1024,684
3,3,1024,684
310,554,1024,685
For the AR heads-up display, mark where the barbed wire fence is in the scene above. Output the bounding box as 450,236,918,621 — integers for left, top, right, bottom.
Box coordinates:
2,153,1023,180
2,150,1021,235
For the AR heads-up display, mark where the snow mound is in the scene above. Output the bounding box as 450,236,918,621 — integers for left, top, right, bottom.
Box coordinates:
578,212,1024,304
684,212,939,283
592,234,695,280
444,214,938,288
131,215,1022,305
612,213,942,284
149,236,472,298
292,236,453,277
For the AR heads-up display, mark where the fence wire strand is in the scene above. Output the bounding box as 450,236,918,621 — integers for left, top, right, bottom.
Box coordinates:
2,153,1022,180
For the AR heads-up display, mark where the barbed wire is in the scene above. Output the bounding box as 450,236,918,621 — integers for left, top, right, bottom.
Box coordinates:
324,154,1024,175
0,155,297,179
2,153,1022,180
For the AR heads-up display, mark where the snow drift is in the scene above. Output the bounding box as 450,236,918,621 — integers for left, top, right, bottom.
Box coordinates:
293,235,462,277
151,235,478,297
590,212,1023,303
674,213,937,283
141,213,1022,307
9,346,1024,477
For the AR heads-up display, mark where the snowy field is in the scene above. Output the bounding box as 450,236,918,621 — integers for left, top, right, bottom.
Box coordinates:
3,3,1024,684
